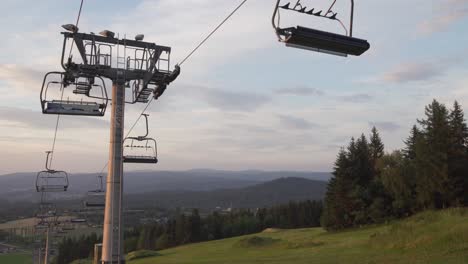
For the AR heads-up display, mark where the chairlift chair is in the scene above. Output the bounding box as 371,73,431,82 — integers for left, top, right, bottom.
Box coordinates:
272,0,370,56
123,114,159,164
40,72,108,116
36,151,69,192
84,175,106,208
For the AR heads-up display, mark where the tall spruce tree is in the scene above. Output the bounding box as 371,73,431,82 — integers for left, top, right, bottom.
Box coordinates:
403,125,420,160
322,148,353,230
416,100,450,208
448,101,468,206
369,127,385,167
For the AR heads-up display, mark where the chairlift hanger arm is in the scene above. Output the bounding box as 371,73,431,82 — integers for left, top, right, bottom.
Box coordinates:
273,0,355,37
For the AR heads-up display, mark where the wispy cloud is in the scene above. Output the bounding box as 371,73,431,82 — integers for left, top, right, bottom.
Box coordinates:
336,93,373,103
374,57,463,84
418,1,468,35
275,86,324,96
0,64,45,93
278,114,319,130
380,63,439,83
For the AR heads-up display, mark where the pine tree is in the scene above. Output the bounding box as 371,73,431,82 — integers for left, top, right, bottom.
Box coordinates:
448,101,468,206
416,100,450,208
369,126,384,166
403,125,420,160
321,148,352,230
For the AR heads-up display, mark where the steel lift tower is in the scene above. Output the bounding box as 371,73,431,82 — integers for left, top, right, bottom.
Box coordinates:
41,25,179,263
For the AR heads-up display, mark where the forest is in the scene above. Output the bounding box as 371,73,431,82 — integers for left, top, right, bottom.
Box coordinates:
322,100,468,230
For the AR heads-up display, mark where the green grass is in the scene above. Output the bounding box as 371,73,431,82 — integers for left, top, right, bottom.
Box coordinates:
128,208,468,264
0,253,31,264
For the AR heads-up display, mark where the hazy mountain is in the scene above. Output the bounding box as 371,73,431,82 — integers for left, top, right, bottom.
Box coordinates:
0,170,331,202
126,177,327,209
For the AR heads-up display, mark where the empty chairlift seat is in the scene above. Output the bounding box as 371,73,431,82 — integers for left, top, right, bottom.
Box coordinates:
278,26,370,56
36,170,69,192
40,72,108,116
44,100,105,116
123,114,159,164
84,190,105,208
271,0,370,57
123,138,158,164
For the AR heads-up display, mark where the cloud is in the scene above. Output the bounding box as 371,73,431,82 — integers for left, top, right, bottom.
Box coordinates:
375,57,464,84
380,63,439,83
171,84,271,112
418,1,468,35
369,121,401,132
336,93,373,103
0,64,45,93
278,115,319,130
201,88,271,112
275,86,324,96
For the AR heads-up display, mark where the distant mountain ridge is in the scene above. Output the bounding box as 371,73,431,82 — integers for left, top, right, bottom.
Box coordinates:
0,170,331,202
126,177,327,209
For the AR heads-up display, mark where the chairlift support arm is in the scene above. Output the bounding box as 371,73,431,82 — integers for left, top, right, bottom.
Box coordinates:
272,0,355,38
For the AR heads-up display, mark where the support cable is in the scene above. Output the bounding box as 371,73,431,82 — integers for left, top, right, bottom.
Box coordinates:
97,0,248,173
68,0,85,58
179,0,248,66
48,0,85,168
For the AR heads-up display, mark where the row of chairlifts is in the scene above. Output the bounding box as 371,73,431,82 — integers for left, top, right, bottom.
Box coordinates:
272,0,370,56
123,114,158,164
36,151,69,192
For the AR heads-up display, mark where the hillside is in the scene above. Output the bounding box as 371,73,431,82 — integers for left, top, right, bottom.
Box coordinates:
125,208,467,264
0,170,330,202
126,177,327,209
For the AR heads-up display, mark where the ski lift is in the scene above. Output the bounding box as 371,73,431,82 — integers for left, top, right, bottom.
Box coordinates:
272,0,370,56
36,202,57,219
123,114,158,164
84,175,106,208
36,151,69,192
40,71,108,116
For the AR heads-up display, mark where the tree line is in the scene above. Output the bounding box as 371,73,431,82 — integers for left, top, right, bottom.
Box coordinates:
54,233,100,264
322,100,468,230
126,200,322,251
54,200,322,262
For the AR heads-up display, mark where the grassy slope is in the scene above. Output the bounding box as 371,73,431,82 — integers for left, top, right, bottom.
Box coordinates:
0,253,31,264
129,208,468,264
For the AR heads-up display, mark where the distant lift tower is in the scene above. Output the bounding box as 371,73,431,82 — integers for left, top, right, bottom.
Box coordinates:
42,25,180,263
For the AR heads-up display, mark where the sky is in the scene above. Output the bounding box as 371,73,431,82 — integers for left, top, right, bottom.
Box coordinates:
0,0,467,174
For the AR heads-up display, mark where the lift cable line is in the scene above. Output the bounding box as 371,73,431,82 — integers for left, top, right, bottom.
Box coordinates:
179,0,248,66
68,0,85,58
48,0,85,169
96,0,248,172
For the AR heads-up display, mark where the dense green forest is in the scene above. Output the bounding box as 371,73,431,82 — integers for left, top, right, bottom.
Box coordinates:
55,200,322,263
322,100,468,230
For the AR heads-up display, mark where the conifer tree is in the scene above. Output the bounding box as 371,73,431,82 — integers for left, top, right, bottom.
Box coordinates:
416,100,450,208
447,101,468,206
